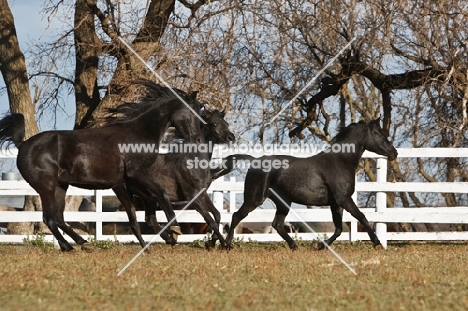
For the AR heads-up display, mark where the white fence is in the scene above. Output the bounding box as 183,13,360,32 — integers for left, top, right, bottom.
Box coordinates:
1,148,468,248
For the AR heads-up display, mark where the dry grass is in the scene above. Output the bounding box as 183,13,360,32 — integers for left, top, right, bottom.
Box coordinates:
1,241,467,310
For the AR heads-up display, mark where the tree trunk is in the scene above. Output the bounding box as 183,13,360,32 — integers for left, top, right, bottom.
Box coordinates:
0,0,43,234
0,0,39,138
84,0,176,123
73,0,101,129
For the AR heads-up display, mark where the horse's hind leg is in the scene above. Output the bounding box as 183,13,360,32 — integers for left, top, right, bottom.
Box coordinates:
52,185,92,252
39,186,83,252
269,195,298,250
317,204,343,250
272,213,297,250
41,196,73,252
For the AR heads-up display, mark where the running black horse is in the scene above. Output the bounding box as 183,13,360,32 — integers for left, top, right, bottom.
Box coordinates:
0,79,203,252
224,119,398,250
113,107,235,249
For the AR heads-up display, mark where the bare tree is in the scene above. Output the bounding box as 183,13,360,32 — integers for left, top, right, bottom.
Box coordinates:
0,0,43,233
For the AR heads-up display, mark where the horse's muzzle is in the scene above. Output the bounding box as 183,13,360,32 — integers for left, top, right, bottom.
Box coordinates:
388,149,398,161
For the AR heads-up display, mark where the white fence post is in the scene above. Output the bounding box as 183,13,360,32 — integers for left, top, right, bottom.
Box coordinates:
212,191,224,210
212,191,224,233
350,175,358,241
229,175,237,213
94,190,103,241
375,157,387,248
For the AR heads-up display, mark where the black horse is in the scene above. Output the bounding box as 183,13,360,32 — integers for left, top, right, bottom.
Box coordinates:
113,107,235,249
225,119,398,250
0,80,203,252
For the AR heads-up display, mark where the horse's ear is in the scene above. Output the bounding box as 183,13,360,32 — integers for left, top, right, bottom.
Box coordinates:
370,117,381,127
204,106,212,118
220,106,228,117
189,91,198,100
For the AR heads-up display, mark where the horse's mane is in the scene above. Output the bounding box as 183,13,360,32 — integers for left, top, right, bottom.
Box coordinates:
330,121,365,144
90,79,194,127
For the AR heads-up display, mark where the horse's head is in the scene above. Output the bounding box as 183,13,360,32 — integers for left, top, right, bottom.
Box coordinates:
363,118,398,161
170,91,203,144
203,106,235,144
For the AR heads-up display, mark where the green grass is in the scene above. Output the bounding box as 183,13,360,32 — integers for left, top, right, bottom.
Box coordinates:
1,242,467,310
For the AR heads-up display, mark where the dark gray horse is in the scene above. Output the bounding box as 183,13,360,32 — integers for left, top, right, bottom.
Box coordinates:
224,119,398,250
113,108,235,250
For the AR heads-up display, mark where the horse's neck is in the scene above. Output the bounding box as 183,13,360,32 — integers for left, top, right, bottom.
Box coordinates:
332,137,366,169
139,109,169,141
199,124,214,160
172,125,213,160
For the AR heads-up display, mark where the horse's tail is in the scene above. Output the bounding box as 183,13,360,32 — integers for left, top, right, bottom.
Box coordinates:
0,113,26,149
211,154,256,179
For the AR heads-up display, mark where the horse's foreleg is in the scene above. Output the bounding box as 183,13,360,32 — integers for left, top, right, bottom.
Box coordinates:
317,205,343,250
142,198,177,246
192,194,227,249
199,194,222,250
112,184,147,250
340,198,381,247
226,200,260,249
138,181,181,241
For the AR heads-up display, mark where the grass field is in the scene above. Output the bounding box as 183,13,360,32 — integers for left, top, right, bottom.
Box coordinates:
1,239,467,311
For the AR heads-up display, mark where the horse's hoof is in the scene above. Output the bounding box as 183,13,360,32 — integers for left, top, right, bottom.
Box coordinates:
374,244,385,251
290,245,299,251
170,225,182,240
204,240,213,251
165,238,177,246
81,243,94,253
161,231,177,246
316,242,325,251
61,247,75,252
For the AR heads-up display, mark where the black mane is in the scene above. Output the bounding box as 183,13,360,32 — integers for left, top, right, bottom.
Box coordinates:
330,121,364,144
94,79,194,126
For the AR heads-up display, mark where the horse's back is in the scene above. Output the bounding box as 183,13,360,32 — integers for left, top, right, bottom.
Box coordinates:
243,154,341,206
18,128,126,189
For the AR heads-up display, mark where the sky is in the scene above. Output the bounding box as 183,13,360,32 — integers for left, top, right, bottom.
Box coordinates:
0,1,73,130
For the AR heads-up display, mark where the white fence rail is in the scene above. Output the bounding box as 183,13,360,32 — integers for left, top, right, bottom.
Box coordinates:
1,148,468,247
